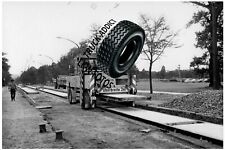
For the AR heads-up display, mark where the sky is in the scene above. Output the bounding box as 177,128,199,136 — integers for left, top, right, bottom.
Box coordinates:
2,1,205,76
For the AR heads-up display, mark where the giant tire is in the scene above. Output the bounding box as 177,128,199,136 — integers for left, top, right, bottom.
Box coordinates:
97,20,145,78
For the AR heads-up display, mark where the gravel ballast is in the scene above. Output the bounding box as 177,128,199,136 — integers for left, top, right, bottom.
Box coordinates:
159,90,223,118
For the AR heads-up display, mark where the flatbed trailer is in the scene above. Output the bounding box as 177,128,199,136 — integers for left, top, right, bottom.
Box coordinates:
97,93,146,106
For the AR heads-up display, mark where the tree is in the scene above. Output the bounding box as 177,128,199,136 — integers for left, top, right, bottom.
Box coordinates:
51,62,58,79
20,67,37,84
190,52,209,78
139,14,180,93
90,23,101,38
36,65,52,84
2,52,11,86
138,69,149,79
187,2,223,89
159,66,166,79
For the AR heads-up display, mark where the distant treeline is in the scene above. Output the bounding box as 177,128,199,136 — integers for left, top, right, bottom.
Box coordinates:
135,69,201,80
18,65,201,85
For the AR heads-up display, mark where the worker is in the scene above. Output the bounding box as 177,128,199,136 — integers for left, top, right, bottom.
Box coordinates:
55,78,58,89
8,79,17,101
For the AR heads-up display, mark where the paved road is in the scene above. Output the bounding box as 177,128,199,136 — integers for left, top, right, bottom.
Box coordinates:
2,87,71,148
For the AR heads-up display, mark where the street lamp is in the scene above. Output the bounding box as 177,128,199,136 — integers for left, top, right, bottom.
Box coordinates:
56,36,80,49
38,54,54,64
56,36,80,75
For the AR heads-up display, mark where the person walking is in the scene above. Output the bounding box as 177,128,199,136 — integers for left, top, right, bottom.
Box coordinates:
8,79,17,101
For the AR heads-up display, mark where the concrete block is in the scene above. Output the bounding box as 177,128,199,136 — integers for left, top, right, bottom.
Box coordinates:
55,130,64,140
39,123,46,133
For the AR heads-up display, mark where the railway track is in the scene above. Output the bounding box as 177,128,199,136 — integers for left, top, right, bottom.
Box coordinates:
19,85,223,147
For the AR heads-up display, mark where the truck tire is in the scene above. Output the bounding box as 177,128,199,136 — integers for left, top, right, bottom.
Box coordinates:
129,86,137,95
54,83,57,89
82,90,91,109
91,100,96,109
97,20,145,78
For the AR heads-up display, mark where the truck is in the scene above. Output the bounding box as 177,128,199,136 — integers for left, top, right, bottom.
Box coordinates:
66,53,145,109
54,75,68,89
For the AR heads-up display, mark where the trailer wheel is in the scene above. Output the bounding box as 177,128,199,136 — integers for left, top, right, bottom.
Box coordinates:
129,86,137,95
97,20,145,78
91,100,96,108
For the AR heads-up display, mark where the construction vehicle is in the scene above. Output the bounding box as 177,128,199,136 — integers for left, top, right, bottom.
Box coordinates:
66,53,146,109
55,75,67,89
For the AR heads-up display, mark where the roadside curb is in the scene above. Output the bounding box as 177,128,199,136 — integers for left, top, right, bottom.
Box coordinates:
135,104,223,125
138,90,191,95
17,87,69,143
17,87,37,106
42,86,67,93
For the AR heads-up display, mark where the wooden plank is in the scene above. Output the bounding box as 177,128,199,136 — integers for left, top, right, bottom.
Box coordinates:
102,94,146,99
36,105,52,109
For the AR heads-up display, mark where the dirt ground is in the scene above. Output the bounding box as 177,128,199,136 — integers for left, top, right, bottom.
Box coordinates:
160,89,223,118
2,87,219,149
136,92,183,106
2,87,71,149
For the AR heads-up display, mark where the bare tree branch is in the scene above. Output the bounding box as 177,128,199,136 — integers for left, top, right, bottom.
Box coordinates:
190,1,210,9
141,58,150,61
152,35,176,63
143,50,151,61
140,14,154,42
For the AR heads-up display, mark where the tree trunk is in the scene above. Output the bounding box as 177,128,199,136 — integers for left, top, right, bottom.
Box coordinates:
209,54,213,87
211,3,220,89
149,63,153,94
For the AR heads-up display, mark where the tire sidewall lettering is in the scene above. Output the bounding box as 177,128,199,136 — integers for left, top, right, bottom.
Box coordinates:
95,73,114,89
101,27,107,33
103,79,110,87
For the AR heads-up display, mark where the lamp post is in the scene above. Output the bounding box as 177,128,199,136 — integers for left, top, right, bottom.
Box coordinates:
38,54,57,84
56,36,80,49
39,54,54,64
56,36,80,75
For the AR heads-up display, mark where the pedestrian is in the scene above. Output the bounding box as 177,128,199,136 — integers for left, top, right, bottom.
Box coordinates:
8,79,17,101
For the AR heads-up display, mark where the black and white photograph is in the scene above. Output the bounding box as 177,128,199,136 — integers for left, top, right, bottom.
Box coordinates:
2,1,223,149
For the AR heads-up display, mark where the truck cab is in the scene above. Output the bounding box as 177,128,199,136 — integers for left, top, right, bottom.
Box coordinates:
55,75,67,89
